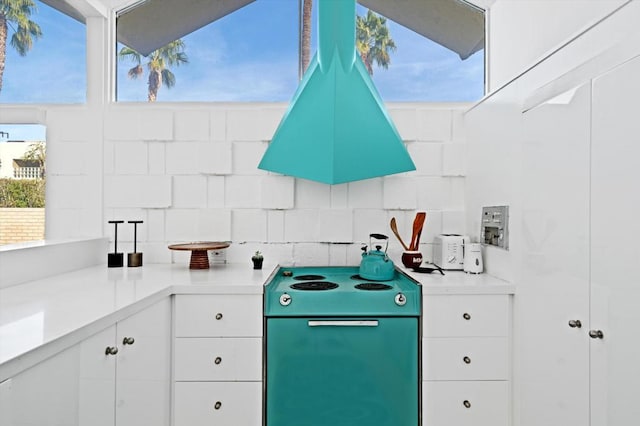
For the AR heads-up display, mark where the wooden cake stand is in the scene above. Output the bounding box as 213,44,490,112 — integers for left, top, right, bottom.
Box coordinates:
168,242,230,269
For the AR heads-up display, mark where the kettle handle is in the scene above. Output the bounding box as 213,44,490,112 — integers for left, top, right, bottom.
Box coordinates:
369,233,389,240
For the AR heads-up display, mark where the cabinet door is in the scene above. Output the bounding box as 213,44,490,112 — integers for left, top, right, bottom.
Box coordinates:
519,82,591,426
115,299,171,426
0,326,116,426
591,54,640,426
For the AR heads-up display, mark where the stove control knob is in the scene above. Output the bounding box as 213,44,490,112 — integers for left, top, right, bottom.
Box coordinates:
394,292,407,306
279,293,292,306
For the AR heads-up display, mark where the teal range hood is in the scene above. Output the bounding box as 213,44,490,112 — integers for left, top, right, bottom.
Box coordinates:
258,0,415,185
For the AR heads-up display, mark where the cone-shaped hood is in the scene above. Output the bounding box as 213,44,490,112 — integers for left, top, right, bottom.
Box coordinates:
258,0,415,185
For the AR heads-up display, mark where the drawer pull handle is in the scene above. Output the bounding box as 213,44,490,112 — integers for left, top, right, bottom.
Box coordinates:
463,313,471,320
589,329,604,339
463,400,471,408
463,356,471,364
122,337,135,345
568,320,582,328
214,401,222,410
215,313,223,320
105,346,118,356
214,357,222,365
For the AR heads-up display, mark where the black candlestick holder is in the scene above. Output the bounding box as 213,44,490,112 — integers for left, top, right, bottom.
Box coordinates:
127,220,143,267
108,220,124,268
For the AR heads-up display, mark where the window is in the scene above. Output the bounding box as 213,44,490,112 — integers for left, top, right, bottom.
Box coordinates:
0,125,46,246
0,1,86,103
115,0,485,103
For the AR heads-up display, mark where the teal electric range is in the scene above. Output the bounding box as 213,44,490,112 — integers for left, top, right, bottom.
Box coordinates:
264,266,422,426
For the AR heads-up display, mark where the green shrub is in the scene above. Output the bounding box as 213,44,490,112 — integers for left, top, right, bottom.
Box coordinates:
0,179,45,208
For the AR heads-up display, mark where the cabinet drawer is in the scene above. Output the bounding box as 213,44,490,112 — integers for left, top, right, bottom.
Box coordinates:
174,295,262,337
423,381,509,426
423,295,509,337
174,382,261,426
174,338,261,381
423,337,509,380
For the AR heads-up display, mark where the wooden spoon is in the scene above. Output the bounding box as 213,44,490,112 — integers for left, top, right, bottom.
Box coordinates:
390,217,410,251
409,212,426,251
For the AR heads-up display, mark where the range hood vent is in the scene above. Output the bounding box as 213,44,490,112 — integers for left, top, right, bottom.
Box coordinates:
258,0,415,185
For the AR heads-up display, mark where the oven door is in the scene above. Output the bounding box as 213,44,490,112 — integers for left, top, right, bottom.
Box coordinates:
266,317,419,426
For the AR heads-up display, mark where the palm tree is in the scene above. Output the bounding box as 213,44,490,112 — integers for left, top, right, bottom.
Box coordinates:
0,0,43,93
356,10,396,75
300,0,313,76
118,40,188,102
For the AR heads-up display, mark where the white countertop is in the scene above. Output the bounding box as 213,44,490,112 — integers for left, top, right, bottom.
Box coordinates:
0,262,514,381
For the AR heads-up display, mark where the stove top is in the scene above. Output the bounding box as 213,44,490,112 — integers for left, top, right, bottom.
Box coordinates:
264,266,421,317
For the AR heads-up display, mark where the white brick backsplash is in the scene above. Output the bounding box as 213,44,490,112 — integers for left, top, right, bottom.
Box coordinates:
421,210,443,250
146,209,165,242
383,177,417,210
48,108,101,142
389,108,418,141
317,209,353,243
165,209,231,241
346,243,363,265
47,175,88,209
225,176,262,208
260,107,287,140
166,142,197,175
104,140,115,175
104,209,147,242
207,176,225,208
48,142,88,175
448,177,465,210
104,109,139,141
262,176,294,209
105,175,171,208
348,178,383,208
139,110,173,141
267,210,285,242
140,242,172,263
418,109,452,141
452,110,466,143
148,142,166,174
199,142,232,174
232,209,267,241
292,243,330,266
442,210,466,234
114,141,148,175
175,110,210,141
328,244,350,266
408,142,443,176
173,175,207,208
284,210,319,242
227,109,262,141
330,184,348,208
210,110,226,141
353,209,387,243
296,179,331,208
416,177,447,210
233,141,267,175
442,143,465,176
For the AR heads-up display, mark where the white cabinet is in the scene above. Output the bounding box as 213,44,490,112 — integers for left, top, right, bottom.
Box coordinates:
590,54,640,426
0,298,171,426
422,294,511,426
173,294,263,426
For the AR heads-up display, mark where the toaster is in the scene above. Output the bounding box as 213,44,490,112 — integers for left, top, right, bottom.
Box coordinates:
433,234,466,270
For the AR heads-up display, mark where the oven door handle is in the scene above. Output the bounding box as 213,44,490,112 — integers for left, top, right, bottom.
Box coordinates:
307,320,379,327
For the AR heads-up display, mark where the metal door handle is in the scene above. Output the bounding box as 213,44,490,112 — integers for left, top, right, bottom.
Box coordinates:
568,320,582,328
463,313,471,320
215,313,223,320
308,320,379,327
463,400,471,408
105,346,118,355
463,356,471,364
214,357,222,365
589,330,604,339
122,337,135,345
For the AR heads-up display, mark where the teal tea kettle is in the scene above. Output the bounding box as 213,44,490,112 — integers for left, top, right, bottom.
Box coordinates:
359,233,396,281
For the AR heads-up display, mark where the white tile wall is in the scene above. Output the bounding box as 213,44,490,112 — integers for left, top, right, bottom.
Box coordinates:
41,103,469,266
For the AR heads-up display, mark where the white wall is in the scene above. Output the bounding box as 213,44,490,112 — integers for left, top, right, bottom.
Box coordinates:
91,102,468,266
1,101,468,268
487,0,628,90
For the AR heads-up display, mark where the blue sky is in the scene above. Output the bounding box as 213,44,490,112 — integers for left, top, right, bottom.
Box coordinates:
1,0,485,135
